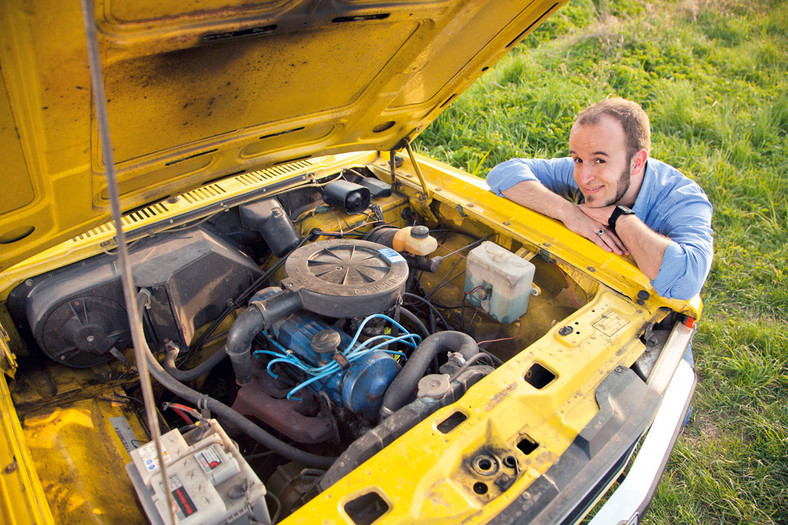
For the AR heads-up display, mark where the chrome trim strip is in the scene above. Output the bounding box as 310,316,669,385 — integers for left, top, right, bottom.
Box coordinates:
588,359,696,525
647,320,695,394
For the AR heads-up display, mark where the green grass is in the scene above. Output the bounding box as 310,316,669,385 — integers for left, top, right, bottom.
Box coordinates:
416,0,788,522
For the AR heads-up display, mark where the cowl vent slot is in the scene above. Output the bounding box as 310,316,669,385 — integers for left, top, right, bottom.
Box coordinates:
182,183,227,204
237,159,313,186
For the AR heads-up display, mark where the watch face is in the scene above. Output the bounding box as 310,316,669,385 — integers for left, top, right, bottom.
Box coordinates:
609,206,635,231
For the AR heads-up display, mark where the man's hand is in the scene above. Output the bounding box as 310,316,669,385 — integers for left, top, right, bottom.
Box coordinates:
568,204,628,255
576,203,615,224
501,181,628,255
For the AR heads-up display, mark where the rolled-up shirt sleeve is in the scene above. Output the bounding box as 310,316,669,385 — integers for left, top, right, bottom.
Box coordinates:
487,158,577,196
649,196,714,300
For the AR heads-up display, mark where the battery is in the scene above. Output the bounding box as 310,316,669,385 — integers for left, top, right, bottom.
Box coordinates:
126,420,270,525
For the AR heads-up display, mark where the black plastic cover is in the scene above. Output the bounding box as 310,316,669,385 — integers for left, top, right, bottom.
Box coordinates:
359,177,392,198
8,227,262,367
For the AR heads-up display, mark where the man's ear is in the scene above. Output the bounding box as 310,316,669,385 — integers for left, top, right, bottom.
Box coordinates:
631,149,648,176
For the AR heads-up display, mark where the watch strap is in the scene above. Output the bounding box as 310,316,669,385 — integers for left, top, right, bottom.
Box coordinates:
608,205,635,232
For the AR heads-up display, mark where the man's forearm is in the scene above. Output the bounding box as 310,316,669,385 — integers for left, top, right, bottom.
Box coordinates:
501,180,576,222
502,181,628,255
612,214,670,280
502,184,677,288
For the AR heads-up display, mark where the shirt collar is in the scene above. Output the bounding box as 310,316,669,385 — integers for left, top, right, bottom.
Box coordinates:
631,160,655,216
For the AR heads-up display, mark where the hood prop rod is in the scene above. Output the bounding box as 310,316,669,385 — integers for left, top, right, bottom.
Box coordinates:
404,140,433,199
80,2,176,523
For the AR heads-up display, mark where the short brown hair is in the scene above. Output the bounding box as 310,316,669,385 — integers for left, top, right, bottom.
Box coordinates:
574,98,651,161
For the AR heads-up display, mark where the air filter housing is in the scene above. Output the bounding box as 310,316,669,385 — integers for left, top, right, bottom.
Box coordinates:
281,239,409,318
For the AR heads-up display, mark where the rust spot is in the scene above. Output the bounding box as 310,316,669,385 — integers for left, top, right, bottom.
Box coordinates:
4,459,18,474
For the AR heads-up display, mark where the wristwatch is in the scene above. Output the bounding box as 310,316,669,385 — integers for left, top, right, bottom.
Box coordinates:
608,205,635,233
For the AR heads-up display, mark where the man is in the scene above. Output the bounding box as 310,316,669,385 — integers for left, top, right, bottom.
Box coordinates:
486,98,713,301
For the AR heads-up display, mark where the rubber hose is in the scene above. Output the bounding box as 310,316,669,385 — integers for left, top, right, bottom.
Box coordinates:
398,307,430,339
402,292,450,330
224,306,264,385
137,291,336,469
379,330,479,418
398,306,436,373
163,344,228,382
223,290,302,386
321,365,492,489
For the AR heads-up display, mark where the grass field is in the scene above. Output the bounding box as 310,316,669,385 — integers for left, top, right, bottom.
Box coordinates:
416,0,788,523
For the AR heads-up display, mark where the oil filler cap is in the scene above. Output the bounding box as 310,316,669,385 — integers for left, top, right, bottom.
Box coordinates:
311,329,342,354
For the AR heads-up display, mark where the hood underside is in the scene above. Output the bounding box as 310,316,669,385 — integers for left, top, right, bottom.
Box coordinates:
0,0,562,270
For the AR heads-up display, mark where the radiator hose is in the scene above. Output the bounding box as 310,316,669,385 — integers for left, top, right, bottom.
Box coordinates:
379,330,480,418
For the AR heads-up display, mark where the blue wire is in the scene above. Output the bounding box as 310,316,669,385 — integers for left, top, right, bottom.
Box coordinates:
345,337,415,364
342,313,418,355
285,334,413,399
264,331,290,354
349,332,420,354
286,366,340,400
286,351,403,400
255,313,421,401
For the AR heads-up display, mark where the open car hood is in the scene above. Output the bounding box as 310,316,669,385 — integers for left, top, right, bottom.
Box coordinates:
0,0,562,270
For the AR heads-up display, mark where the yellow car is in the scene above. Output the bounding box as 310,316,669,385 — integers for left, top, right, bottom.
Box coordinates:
0,1,698,523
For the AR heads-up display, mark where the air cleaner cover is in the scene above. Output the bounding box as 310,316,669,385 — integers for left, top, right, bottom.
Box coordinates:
282,239,408,318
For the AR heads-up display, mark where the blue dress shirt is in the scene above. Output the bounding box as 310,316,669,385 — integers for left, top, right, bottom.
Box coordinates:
487,157,713,300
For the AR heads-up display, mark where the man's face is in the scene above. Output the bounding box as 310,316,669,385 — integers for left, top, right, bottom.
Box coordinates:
569,115,633,208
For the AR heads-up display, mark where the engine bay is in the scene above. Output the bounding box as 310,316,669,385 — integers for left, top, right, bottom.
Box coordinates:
2,153,678,523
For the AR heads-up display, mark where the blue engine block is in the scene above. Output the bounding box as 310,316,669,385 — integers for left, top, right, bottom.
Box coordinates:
267,312,402,420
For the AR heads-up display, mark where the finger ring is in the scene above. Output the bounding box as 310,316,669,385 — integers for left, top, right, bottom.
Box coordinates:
597,229,606,237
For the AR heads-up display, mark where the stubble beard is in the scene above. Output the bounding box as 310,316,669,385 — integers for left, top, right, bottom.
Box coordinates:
584,166,632,208
609,166,632,206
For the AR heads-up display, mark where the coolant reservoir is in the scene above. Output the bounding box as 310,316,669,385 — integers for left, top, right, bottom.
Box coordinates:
392,225,438,256
464,241,535,324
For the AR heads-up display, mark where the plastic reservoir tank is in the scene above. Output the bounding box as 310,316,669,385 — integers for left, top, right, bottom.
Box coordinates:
464,241,535,324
